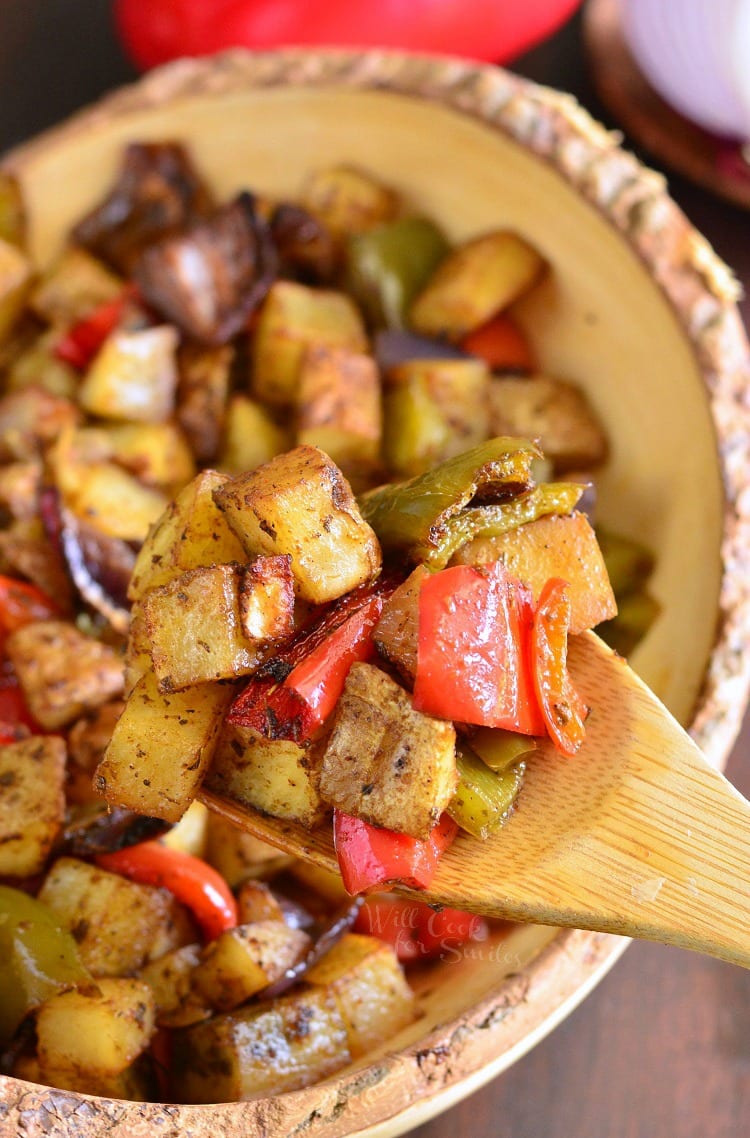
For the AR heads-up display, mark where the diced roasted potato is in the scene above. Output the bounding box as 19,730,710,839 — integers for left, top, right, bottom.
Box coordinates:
207,723,327,829
128,469,246,601
78,325,179,423
306,933,416,1058
142,563,270,691
161,799,210,858
373,564,428,683
235,879,286,925
383,358,490,476
218,394,290,474
138,943,210,1028
103,421,196,493
252,280,368,405
239,554,295,645
5,327,79,399
67,700,125,772
451,511,617,634
410,230,544,340
94,670,232,823
0,736,66,875
204,811,294,887
0,386,80,463
488,374,608,471
295,344,382,482
193,921,311,1011
0,459,41,521
38,857,194,976
302,164,398,236
6,620,124,730
172,986,350,1103
213,445,381,604
36,978,156,1081
176,342,233,462
123,596,151,695
29,246,123,325
0,236,32,343
319,662,457,839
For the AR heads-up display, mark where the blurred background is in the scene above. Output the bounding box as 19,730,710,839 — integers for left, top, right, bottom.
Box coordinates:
0,3,748,1136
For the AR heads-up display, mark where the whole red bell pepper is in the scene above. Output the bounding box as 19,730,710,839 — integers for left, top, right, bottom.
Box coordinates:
96,840,238,940
412,561,546,735
532,577,589,755
333,810,457,895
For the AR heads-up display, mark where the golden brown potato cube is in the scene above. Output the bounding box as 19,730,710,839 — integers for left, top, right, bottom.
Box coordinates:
0,736,66,875
6,620,124,730
55,456,169,543
218,394,291,475
373,565,428,684
29,247,123,325
213,445,380,604
0,386,80,463
239,554,295,644
139,943,211,1028
451,511,617,634
410,230,544,340
204,811,293,887
94,670,232,823
128,469,246,601
161,799,210,858
252,280,367,406
319,662,457,839
488,374,608,471
0,236,32,343
36,978,155,1080
295,344,381,480
235,879,286,925
5,327,78,399
123,596,151,694
142,564,265,692
193,921,311,1011
176,342,234,462
207,723,327,829
302,164,399,235
172,987,350,1103
38,857,194,976
78,325,179,422
38,1055,158,1102
103,421,196,494
306,933,416,1058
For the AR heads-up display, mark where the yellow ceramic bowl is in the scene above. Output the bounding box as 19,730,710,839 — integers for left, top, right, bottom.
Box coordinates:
2,49,750,1138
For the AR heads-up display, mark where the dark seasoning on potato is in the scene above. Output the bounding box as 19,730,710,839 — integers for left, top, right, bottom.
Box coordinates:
0,142,656,1103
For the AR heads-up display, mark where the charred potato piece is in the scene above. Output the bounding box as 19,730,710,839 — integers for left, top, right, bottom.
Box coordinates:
306,933,416,1058
252,280,368,406
38,856,194,976
95,670,232,823
0,736,66,875
6,620,124,730
29,247,123,325
78,325,179,423
319,662,457,839
302,164,399,236
488,375,608,471
176,342,234,463
128,469,247,601
172,987,350,1103
36,978,156,1082
192,921,311,1011
235,879,287,924
451,511,617,634
207,723,327,829
410,230,544,340
218,394,290,474
213,445,381,604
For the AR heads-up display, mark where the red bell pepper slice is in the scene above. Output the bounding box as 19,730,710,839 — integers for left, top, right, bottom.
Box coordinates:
460,312,536,373
228,578,396,742
532,578,589,755
333,810,457,895
354,895,487,962
96,840,238,940
412,561,546,735
0,677,40,744
54,289,133,371
0,575,61,634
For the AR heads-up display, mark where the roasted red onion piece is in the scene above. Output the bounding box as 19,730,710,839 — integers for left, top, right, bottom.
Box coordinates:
269,202,337,284
60,805,171,858
73,141,214,274
135,192,279,345
374,328,470,372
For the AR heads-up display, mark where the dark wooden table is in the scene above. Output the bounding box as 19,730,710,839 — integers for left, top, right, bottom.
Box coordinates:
1,4,749,1136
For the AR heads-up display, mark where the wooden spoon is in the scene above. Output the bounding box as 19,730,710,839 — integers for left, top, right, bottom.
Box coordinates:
201,631,750,968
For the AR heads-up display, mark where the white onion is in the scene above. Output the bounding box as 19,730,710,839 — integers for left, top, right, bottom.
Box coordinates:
621,0,750,140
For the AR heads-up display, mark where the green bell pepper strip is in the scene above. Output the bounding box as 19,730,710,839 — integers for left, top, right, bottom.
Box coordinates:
0,885,94,1045
447,744,526,840
469,725,538,772
347,216,450,328
359,436,541,560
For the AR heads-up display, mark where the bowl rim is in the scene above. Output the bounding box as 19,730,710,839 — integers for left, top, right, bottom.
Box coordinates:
2,46,750,1138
